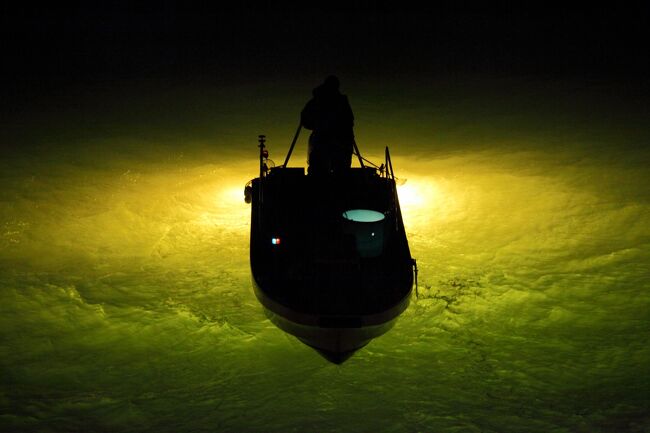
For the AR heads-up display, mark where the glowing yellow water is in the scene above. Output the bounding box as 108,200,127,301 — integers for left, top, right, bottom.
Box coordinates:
1,78,648,432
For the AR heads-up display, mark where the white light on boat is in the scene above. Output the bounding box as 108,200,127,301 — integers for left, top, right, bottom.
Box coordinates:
342,209,385,223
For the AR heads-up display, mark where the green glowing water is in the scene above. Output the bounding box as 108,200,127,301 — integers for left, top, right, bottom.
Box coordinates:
1,76,649,432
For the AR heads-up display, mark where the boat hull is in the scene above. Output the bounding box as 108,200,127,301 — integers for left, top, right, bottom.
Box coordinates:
252,275,411,363
249,166,413,363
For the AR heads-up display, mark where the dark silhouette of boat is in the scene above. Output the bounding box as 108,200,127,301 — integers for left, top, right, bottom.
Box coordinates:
245,133,415,364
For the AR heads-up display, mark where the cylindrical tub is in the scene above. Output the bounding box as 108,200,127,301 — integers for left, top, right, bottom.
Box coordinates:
342,209,386,258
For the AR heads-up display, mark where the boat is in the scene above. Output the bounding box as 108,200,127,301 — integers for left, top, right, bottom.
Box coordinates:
245,133,416,364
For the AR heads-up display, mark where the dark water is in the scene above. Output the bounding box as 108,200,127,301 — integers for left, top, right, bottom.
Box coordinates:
1,75,649,432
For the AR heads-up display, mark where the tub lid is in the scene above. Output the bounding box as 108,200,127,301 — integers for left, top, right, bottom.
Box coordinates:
342,209,385,223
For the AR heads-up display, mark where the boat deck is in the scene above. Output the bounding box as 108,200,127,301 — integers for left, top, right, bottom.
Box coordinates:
250,167,413,317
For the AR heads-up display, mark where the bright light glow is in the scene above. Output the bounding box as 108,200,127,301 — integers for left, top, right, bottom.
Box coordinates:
395,175,462,232
397,177,445,211
206,183,251,231
397,182,424,207
222,185,248,207
271,237,281,245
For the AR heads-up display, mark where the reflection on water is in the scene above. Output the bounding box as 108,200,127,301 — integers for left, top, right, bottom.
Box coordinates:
1,79,649,432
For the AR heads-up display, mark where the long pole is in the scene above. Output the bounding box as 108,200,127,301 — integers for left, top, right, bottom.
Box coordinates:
283,123,302,167
257,135,266,231
352,139,365,168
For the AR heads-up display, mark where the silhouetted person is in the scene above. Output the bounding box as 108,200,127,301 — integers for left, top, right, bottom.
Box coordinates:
301,76,355,175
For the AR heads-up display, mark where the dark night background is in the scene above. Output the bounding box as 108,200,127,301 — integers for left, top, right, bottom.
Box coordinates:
1,3,649,433
3,3,649,106
2,2,649,154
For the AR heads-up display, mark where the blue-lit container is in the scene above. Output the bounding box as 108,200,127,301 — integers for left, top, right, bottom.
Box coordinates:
342,209,386,258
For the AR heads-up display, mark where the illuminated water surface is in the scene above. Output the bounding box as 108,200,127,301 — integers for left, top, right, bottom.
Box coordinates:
1,77,649,432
